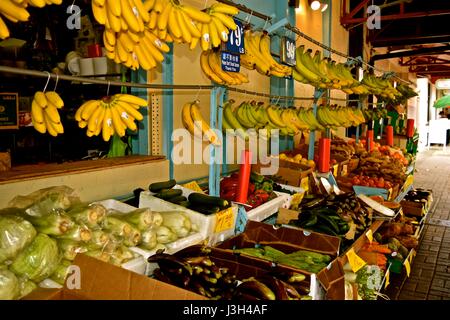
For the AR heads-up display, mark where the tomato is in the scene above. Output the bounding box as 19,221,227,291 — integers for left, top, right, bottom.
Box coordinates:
361,182,369,187
377,181,385,188
353,179,361,185
368,179,375,185
385,181,393,189
369,181,376,187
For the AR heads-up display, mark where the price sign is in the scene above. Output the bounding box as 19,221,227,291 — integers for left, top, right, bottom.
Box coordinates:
404,259,411,277
225,19,244,54
346,248,367,273
214,207,234,233
365,229,373,244
181,181,204,193
300,177,309,192
409,249,416,263
341,164,348,177
280,37,296,66
384,270,390,289
221,52,240,72
333,164,339,177
0,93,19,130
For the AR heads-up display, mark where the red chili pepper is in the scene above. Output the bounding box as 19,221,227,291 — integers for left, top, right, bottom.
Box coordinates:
248,183,255,194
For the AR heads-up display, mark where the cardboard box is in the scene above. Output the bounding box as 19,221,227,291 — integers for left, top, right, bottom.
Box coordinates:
215,221,344,299
400,200,424,217
252,160,313,187
24,254,205,300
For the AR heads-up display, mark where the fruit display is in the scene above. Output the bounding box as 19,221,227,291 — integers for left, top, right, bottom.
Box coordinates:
278,152,316,168
331,138,356,158
361,73,401,100
362,108,388,122
31,91,64,136
293,46,368,94
75,93,147,142
316,105,366,129
0,0,63,40
241,30,292,78
148,246,311,300
181,100,221,146
233,246,332,274
200,50,249,85
344,263,385,300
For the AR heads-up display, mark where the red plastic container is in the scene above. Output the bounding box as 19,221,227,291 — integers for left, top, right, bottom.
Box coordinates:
406,119,415,138
87,44,103,58
367,130,374,151
236,150,252,204
318,138,331,173
386,125,394,147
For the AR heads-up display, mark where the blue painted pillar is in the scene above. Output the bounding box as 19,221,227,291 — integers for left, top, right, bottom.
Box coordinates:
131,69,149,155
308,89,325,160
162,43,174,179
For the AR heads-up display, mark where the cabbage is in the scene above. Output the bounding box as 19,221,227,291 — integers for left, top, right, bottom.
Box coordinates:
50,260,72,285
17,278,37,299
0,269,20,300
140,229,157,250
0,215,37,264
10,233,60,282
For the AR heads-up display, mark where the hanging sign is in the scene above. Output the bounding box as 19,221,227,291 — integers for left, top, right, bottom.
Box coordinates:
225,19,245,54
221,52,240,72
0,93,19,130
280,37,296,66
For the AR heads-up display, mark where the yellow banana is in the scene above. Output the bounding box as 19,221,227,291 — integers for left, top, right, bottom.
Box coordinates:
0,17,10,39
45,91,64,109
208,19,221,48
102,107,112,141
181,102,201,139
132,0,150,23
175,8,192,44
200,23,210,51
81,100,101,121
157,0,172,30
149,10,158,29
210,11,237,30
211,16,228,42
34,91,47,109
43,116,58,137
91,1,106,25
31,100,44,123
32,119,46,134
143,0,155,11
115,103,137,131
144,30,170,53
180,5,211,24
115,94,147,106
189,36,200,50
200,51,224,84
44,104,61,123
167,7,182,39
107,6,121,32
110,105,126,137
0,1,30,21
141,36,165,62
209,3,239,16
180,10,201,38
120,0,140,33
190,101,220,146
116,100,144,121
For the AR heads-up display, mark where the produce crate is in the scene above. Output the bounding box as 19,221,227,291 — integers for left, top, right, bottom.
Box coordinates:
348,157,359,173
246,191,291,222
252,160,313,188
98,198,204,257
215,221,345,300
400,200,425,217
139,191,238,247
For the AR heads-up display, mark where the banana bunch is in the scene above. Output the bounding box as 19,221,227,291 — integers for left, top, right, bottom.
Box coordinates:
223,100,316,139
316,105,366,129
361,73,402,99
75,94,147,142
293,46,369,95
0,0,62,39
362,108,388,122
241,30,292,78
200,50,249,85
144,0,238,50
31,91,64,137
181,100,220,146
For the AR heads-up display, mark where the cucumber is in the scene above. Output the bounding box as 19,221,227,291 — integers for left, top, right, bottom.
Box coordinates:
167,196,188,204
188,193,229,209
149,179,177,193
188,205,221,215
304,215,318,227
155,189,182,200
177,201,190,207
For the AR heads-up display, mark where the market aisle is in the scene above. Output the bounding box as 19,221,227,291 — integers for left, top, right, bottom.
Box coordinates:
398,148,450,300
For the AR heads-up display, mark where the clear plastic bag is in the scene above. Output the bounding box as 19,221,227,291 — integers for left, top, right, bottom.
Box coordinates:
0,215,37,264
0,268,20,300
66,203,106,230
8,186,81,215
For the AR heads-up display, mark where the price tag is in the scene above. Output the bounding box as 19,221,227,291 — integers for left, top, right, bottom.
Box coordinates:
300,177,309,192
341,164,348,177
403,174,414,192
225,19,244,54
404,259,411,277
221,52,240,72
346,248,367,273
409,249,416,263
280,37,296,66
333,164,339,177
214,207,234,233
365,229,373,244
182,181,204,193
384,270,390,289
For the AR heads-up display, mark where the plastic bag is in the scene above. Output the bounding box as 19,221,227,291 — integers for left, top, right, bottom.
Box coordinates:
23,208,74,237
8,186,80,215
66,203,106,230
0,268,20,300
17,277,37,299
0,215,37,264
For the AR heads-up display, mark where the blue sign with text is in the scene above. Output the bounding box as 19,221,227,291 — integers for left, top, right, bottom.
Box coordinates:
221,52,240,72
225,19,245,54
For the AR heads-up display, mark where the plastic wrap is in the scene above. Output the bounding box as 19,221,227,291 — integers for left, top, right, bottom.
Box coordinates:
66,203,106,230
87,230,111,250
160,211,192,238
155,226,178,244
0,269,20,300
140,229,157,250
55,223,92,242
110,208,157,231
8,186,80,214
0,215,37,264
10,233,60,283
17,277,37,299
57,239,88,261
23,209,74,237
49,260,72,285
109,245,136,266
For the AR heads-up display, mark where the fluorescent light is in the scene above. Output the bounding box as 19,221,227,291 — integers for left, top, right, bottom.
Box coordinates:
309,0,321,10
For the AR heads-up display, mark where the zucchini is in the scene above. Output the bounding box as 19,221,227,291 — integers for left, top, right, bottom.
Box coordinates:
188,205,221,215
177,201,190,207
149,179,177,193
167,196,188,204
155,189,183,200
188,193,229,209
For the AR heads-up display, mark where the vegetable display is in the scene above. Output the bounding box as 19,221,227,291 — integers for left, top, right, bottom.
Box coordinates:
0,215,37,264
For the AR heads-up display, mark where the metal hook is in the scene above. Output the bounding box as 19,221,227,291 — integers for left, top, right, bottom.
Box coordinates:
263,18,269,31
43,71,51,93
53,73,59,92
246,11,253,24
204,0,208,9
106,81,111,96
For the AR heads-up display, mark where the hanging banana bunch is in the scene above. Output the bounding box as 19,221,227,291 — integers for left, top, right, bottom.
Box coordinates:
75,94,147,142
0,0,63,39
200,50,249,85
241,30,292,78
181,100,220,146
316,105,366,129
31,91,65,137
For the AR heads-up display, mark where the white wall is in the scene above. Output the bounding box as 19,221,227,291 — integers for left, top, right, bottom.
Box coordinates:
416,78,429,151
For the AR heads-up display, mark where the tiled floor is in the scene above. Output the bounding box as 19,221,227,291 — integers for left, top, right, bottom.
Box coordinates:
398,148,450,300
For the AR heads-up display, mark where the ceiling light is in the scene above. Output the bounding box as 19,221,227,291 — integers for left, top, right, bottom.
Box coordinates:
309,0,321,11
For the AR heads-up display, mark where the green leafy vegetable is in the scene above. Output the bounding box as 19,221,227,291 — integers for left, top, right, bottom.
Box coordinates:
0,215,37,264
0,269,20,300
